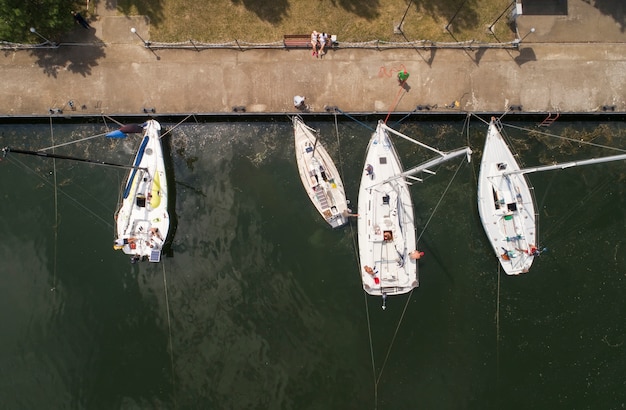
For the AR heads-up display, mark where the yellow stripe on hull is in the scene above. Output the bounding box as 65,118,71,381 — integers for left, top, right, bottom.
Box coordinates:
151,172,162,208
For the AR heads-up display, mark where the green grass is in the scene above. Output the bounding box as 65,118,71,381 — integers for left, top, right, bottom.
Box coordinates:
117,0,516,43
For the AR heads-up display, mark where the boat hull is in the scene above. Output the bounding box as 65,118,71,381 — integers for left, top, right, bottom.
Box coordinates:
114,120,170,262
293,116,349,228
357,122,418,296
477,119,536,275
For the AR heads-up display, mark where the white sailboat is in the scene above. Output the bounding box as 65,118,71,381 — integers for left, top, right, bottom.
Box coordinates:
293,116,350,228
114,119,169,262
477,118,626,275
357,121,471,297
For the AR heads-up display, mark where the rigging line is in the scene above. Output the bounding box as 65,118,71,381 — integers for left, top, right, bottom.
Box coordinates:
6,155,114,229
336,108,375,132
50,116,59,294
501,122,626,153
384,85,406,125
161,261,177,408
161,114,194,139
39,131,110,151
416,156,468,243
375,288,414,387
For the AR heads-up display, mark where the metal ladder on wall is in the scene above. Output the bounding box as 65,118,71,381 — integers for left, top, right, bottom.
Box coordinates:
538,112,560,127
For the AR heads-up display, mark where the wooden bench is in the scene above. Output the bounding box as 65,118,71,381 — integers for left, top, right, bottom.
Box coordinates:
283,34,311,48
283,34,337,49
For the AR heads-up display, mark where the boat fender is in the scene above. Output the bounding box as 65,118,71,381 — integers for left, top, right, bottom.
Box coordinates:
410,250,425,260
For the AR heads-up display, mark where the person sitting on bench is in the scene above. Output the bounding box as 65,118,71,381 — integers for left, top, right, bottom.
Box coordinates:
311,31,319,56
318,32,329,56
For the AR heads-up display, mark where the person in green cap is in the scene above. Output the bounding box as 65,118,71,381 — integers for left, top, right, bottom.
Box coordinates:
397,69,410,84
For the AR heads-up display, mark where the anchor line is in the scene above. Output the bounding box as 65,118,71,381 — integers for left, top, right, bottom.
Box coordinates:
161,262,177,408
4,155,113,229
496,262,501,388
364,293,378,410
375,289,414,388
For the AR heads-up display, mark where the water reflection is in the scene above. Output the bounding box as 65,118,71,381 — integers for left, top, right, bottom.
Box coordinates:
0,118,624,408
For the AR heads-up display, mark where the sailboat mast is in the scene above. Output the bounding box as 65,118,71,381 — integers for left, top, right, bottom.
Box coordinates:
380,121,446,156
2,147,147,171
367,146,472,188
506,153,626,176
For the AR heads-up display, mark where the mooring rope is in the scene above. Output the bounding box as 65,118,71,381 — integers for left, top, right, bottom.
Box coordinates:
389,110,415,129
336,108,375,132
103,115,123,127
384,85,406,125
161,114,194,139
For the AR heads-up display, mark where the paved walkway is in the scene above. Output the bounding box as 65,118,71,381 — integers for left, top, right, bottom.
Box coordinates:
1,0,625,117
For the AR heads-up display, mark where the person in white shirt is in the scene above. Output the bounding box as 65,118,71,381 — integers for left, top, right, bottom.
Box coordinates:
318,32,329,56
310,31,319,56
294,95,306,110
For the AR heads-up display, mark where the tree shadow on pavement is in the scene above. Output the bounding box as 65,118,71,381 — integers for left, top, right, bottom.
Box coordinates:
117,0,165,25
413,0,480,32
30,30,106,78
585,0,625,32
332,0,380,19
230,0,289,24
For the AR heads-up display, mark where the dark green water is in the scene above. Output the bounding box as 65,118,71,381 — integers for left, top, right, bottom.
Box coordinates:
0,118,624,409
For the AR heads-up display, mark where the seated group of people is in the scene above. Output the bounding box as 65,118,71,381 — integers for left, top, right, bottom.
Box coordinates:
311,31,331,57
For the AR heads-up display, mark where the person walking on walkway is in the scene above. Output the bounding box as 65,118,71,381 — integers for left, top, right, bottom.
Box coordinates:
397,69,410,84
72,11,91,29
